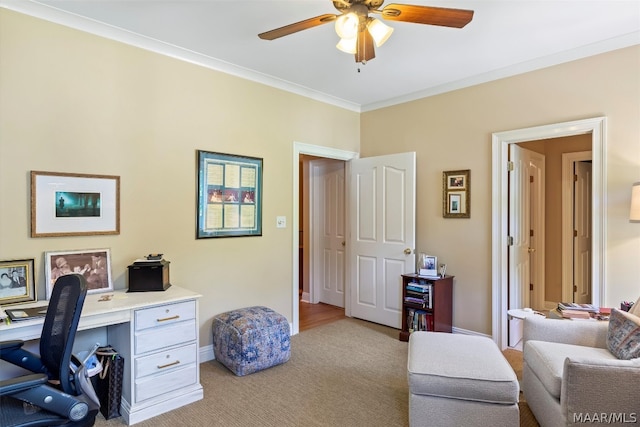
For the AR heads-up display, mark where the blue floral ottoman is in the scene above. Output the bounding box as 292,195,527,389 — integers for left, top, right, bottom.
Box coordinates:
212,306,290,376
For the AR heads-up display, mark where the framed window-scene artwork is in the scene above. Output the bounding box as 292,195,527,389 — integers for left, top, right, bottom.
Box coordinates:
443,169,470,218
44,249,113,299
196,150,263,238
0,259,36,305
31,171,120,237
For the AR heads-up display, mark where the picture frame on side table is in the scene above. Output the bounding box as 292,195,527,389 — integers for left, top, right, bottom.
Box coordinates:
196,150,263,238
417,254,438,277
44,249,113,299
0,259,36,305
31,171,120,237
443,169,470,218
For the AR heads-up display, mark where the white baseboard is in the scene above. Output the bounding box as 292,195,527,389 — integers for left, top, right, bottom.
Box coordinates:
200,344,215,362
452,326,491,339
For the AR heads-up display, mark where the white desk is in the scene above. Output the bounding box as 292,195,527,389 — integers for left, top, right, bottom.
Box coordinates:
0,286,203,425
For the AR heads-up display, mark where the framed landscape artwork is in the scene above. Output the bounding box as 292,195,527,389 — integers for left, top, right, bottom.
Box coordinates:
31,171,120,237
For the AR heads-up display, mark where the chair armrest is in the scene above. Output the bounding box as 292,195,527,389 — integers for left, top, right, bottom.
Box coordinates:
0,340,24,354
561,357,640,425
0,373,47,395
523,316,608,348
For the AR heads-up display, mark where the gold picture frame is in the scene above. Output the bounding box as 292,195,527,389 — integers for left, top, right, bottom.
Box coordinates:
443,169,470,218
31,171,120,237
0,258,36,305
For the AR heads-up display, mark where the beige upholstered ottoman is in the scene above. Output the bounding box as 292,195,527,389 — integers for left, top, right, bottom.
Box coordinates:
408,332,520,427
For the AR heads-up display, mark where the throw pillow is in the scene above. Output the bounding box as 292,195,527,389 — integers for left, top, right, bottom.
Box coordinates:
607,309,640,360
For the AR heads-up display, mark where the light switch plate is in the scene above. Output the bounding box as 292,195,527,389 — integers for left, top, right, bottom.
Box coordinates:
276,216,286,228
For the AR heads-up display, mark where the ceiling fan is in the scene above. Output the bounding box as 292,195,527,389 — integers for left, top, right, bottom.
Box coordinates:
258,0,474,64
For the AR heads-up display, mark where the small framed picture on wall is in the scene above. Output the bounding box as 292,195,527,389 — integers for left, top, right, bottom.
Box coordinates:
443,169,470,218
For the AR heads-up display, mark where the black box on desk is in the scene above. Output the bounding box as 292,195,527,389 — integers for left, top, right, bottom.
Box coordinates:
127,261,171,292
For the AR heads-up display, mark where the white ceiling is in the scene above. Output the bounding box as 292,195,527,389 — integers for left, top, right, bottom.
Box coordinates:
3,0,640,111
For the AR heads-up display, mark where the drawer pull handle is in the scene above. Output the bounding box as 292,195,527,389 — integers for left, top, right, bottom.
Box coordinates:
157,315,180,322
157,360,180,369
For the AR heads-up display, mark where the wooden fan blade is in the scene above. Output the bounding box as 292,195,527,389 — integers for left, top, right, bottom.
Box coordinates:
355,27,375,63
258,14,337,40
381,4,474,28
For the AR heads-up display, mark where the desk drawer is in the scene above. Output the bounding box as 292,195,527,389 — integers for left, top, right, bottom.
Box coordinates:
135,343,197,379
135,364,197,403
135,301,195,331
135,320,196,354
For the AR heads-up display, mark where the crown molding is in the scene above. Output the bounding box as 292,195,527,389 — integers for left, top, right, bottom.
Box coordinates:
361,31,640,112
0,0,362,112
2,1,638,113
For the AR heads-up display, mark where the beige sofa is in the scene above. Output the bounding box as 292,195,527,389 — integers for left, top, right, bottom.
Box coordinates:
523,310,640,427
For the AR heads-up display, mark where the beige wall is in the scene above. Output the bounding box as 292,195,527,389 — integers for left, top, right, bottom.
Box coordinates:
361,46,640,334
0,10,360,347
2,9,639,342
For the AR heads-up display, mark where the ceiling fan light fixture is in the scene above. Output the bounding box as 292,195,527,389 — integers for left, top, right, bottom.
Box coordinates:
335,12,359,40
336,36,357,54
367,18,393,47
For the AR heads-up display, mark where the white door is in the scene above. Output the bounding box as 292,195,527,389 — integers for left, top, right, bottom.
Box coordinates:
348,152,416,328
573,161,592,303
509,144,531,311
310,159,345,307
528,152,545,310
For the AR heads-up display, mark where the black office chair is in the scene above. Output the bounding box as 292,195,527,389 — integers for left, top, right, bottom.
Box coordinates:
0,274,100,427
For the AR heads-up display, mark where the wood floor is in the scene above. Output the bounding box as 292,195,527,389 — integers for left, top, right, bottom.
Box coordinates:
299,301,346,331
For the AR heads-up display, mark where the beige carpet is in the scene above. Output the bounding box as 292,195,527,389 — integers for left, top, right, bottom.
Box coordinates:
95,318,538,426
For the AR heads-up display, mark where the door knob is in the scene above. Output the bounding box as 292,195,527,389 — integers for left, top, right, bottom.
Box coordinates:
404,248,412,255
528,248,536,253
341,241,346,246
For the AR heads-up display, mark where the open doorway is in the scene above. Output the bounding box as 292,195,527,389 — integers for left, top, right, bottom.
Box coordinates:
298,155,347,327
292,144,417,335
514,136,592,310
291,143,358,336
492,117,606,349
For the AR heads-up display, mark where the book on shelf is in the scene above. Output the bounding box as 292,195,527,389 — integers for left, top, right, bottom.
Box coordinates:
5,306,48,321
406,282,432,308
407,309,434,333
557,302,598,312
407,282,432,291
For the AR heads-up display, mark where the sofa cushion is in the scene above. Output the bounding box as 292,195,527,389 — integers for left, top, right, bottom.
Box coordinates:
607,309,640,360
524,341,616,399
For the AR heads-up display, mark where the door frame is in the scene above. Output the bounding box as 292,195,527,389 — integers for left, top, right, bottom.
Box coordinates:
292,142,358,335
491,117,607,349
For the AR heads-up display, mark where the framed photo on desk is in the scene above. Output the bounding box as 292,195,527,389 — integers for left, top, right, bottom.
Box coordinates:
44,249,113,299
0,258,36,305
